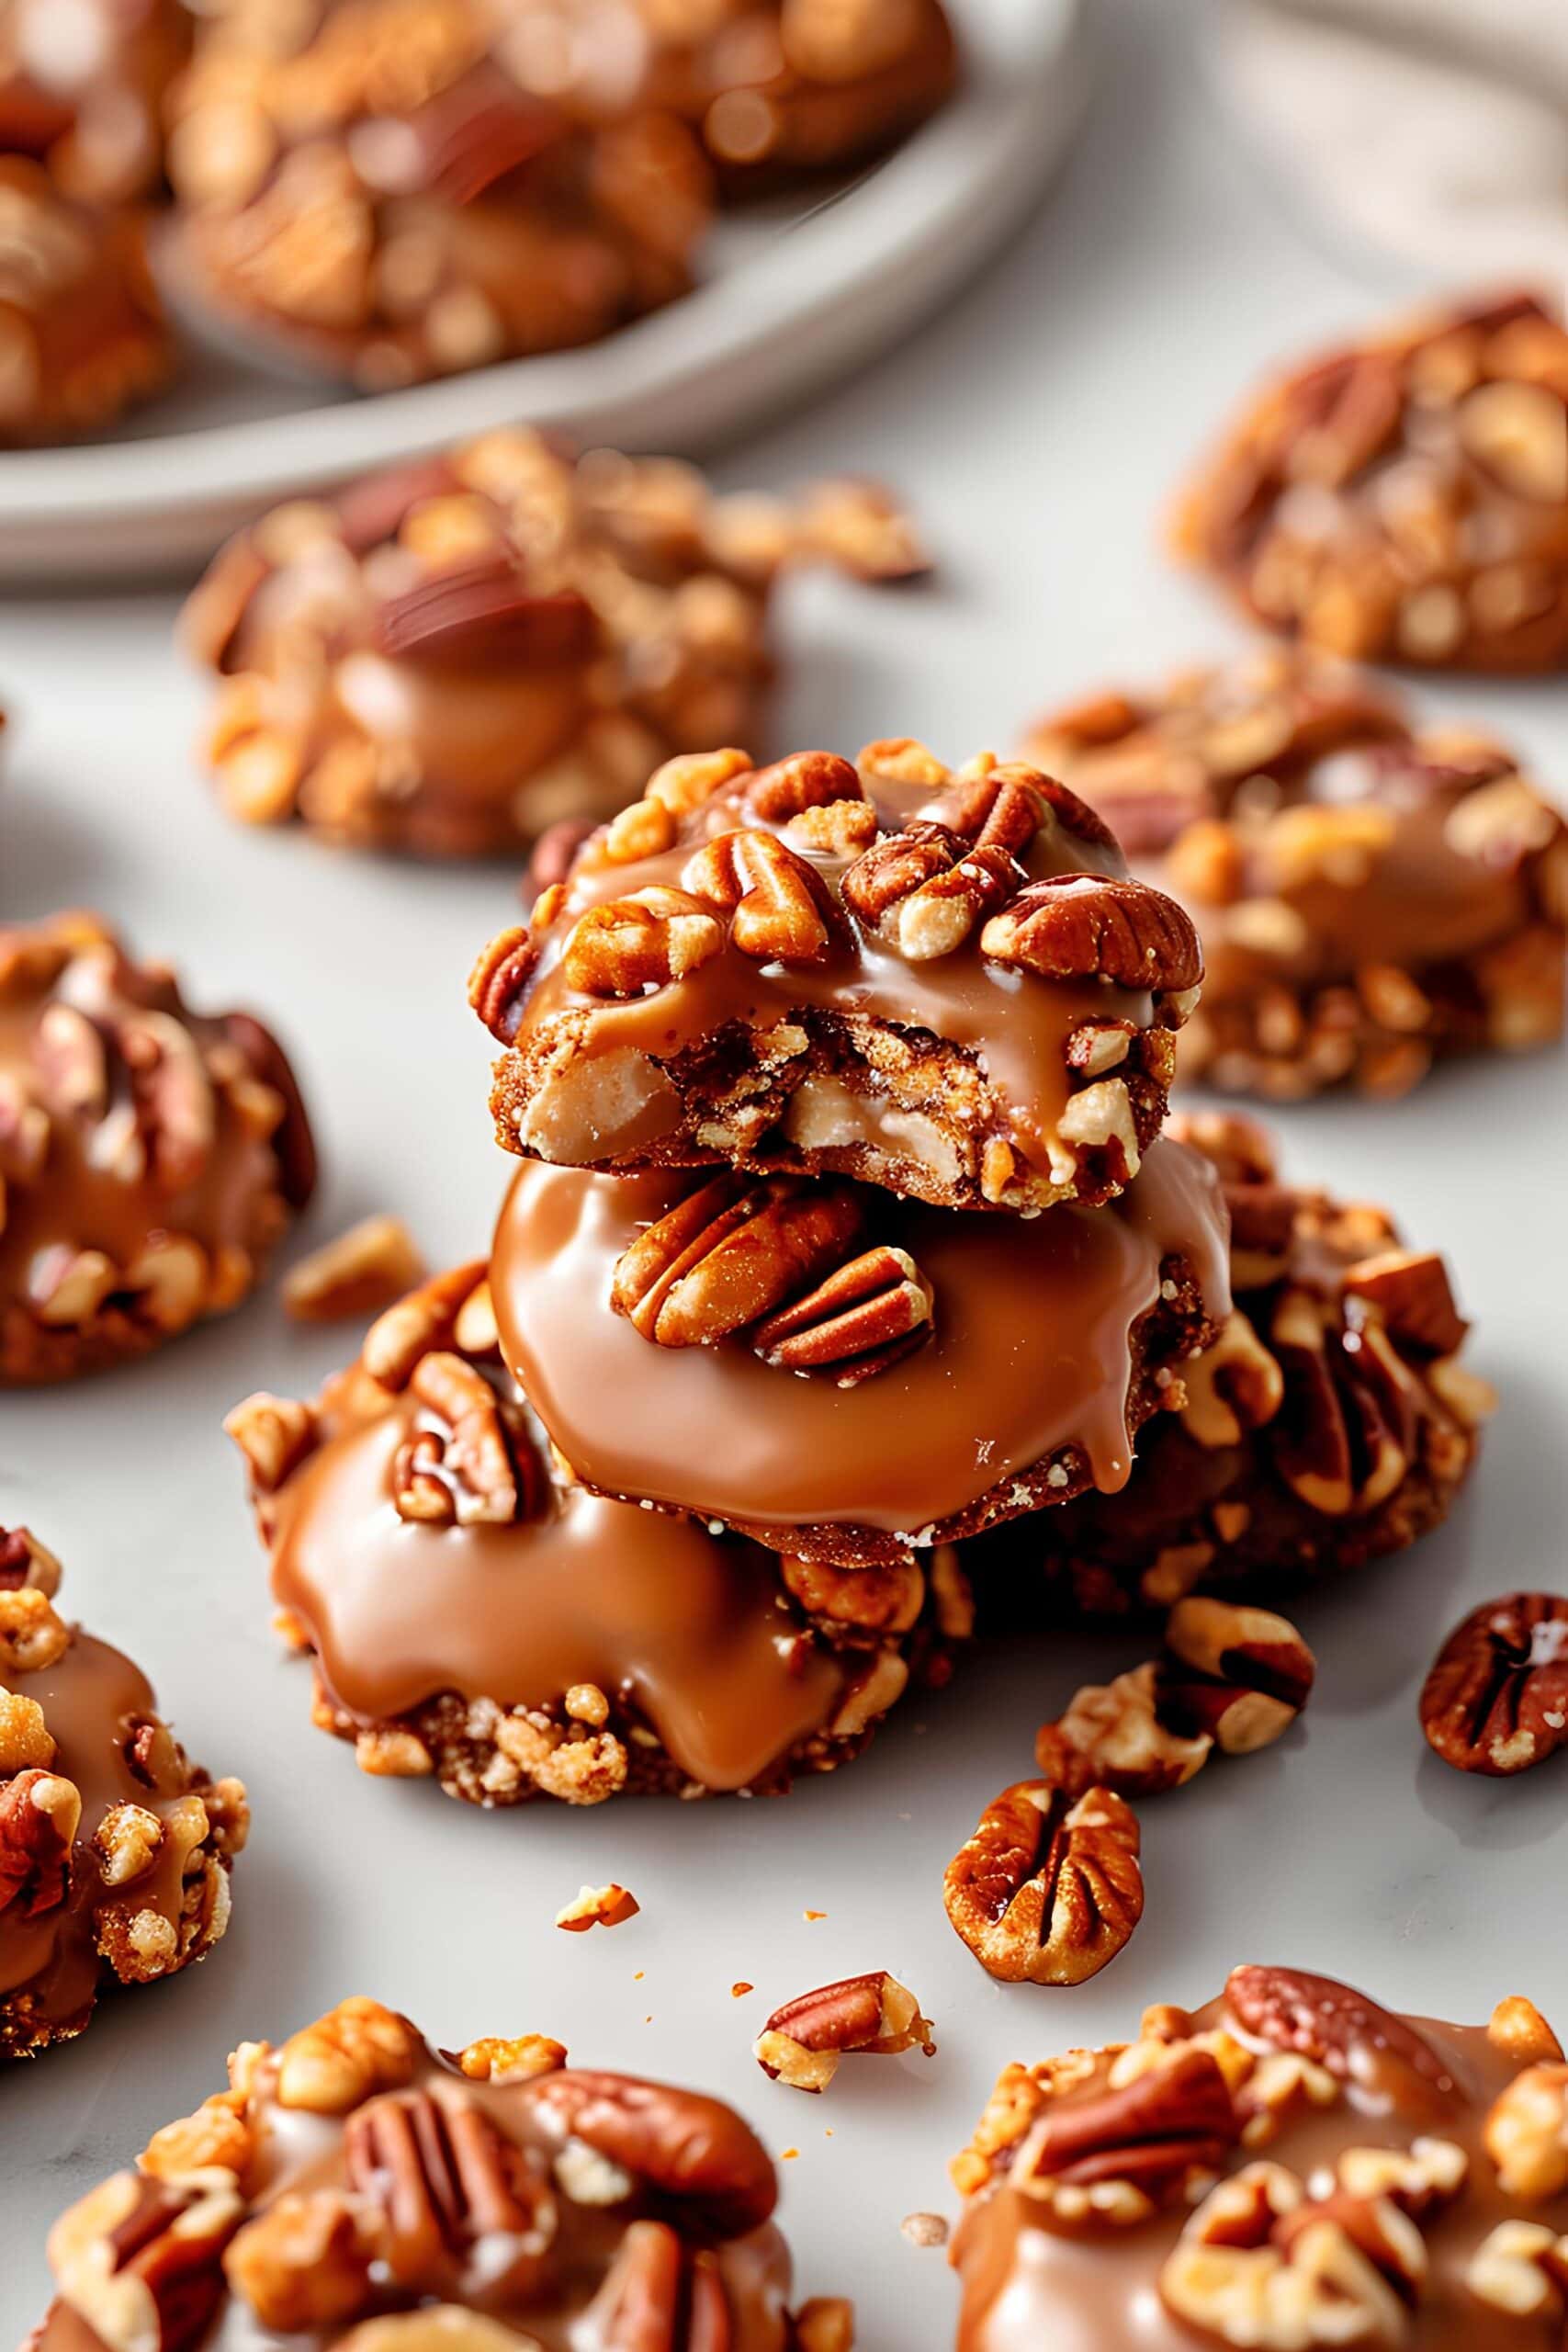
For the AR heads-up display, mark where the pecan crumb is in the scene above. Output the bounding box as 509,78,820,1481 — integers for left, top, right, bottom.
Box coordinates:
282,1215,425,1323
556,1882,641,1933
901,2211,950,2248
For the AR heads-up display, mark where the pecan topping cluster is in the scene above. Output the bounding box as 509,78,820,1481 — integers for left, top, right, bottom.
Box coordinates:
0,1530,247,2060
1167,1111,1490,1520
1,913,315,1384
955,1966,1568,2349
476,739,1201,1017
187,430,922,856
1175,293,1568,674
42,2000,833,2352
610,1170,934,1386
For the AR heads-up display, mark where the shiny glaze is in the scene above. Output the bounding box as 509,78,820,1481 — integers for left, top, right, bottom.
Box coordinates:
491,1138,1231,1532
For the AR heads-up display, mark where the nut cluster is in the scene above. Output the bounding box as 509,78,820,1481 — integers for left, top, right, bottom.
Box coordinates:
0,157,172,444
1175,292,1568,674
1,913,315,1385
953,1965,1568,2351
164,0,714,390
186,434,920,856
0,1529,248,2060
43,1997,832,2352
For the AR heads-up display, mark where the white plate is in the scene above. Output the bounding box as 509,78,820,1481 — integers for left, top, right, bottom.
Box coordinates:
0,0,1087,581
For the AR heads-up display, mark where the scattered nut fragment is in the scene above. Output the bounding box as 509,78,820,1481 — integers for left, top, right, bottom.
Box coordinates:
556,1883,641,1934
900,2211,949,2248
1420,1592,1568,1776
282,1215,424,1323
754,1973,934,2093
942,1780,1143,1985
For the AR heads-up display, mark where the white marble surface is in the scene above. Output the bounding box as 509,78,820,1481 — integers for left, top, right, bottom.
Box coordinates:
2,1,1565,2343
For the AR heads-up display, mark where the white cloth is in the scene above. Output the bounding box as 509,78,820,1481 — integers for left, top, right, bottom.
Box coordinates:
1211,0,1568,282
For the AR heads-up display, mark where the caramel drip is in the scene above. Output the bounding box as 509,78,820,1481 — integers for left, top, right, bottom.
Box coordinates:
268,1405,847,1792
953,2005,1566,2352
0,994,277,1306
0,1631,184,2022
519,771,1152,1175
490,1138,1231,1533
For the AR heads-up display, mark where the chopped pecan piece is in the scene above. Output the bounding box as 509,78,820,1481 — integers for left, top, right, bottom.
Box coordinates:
744,750,863,823
754,1973,935,2092
274,1996,420,2114
1159,1597,1316,1756
1484,2063,1568,2201
943,1779,1143,1986
1420,1593,1568,1777
1342,1250,1468,1358
555,1883,640,1933
0,1767,80,1915
1036,1661,1213,1798
282,1216,424,1324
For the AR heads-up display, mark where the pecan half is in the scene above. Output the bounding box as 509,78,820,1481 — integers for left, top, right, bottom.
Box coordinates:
343,2088,555,2293
580,2220,734,2352
394,1351,541,1527
520,2071,776,2238
1224,1967,1460,2105
943,1780,1143,1986
611,1172,863,1349
749,1244,933,1385
1016,2049,1240,2206
980,874,1203,990
468,925,538,1044
754,1973,935,2093
374,561,598,668
681,827,836,963
923,763,1118,857
1420,1593,1568,1778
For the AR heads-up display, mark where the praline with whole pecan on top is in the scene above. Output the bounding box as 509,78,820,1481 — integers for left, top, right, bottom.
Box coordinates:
183,429,923,858
29,1994,855,2350
950,1962,1568,2349
0,1526,248,2063
161,0,714,389
0,911,315,1385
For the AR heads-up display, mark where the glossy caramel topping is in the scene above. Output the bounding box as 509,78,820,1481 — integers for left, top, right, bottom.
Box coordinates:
953,1969,1568,2352
268,1395,847,1793
491,1137,1230,1535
